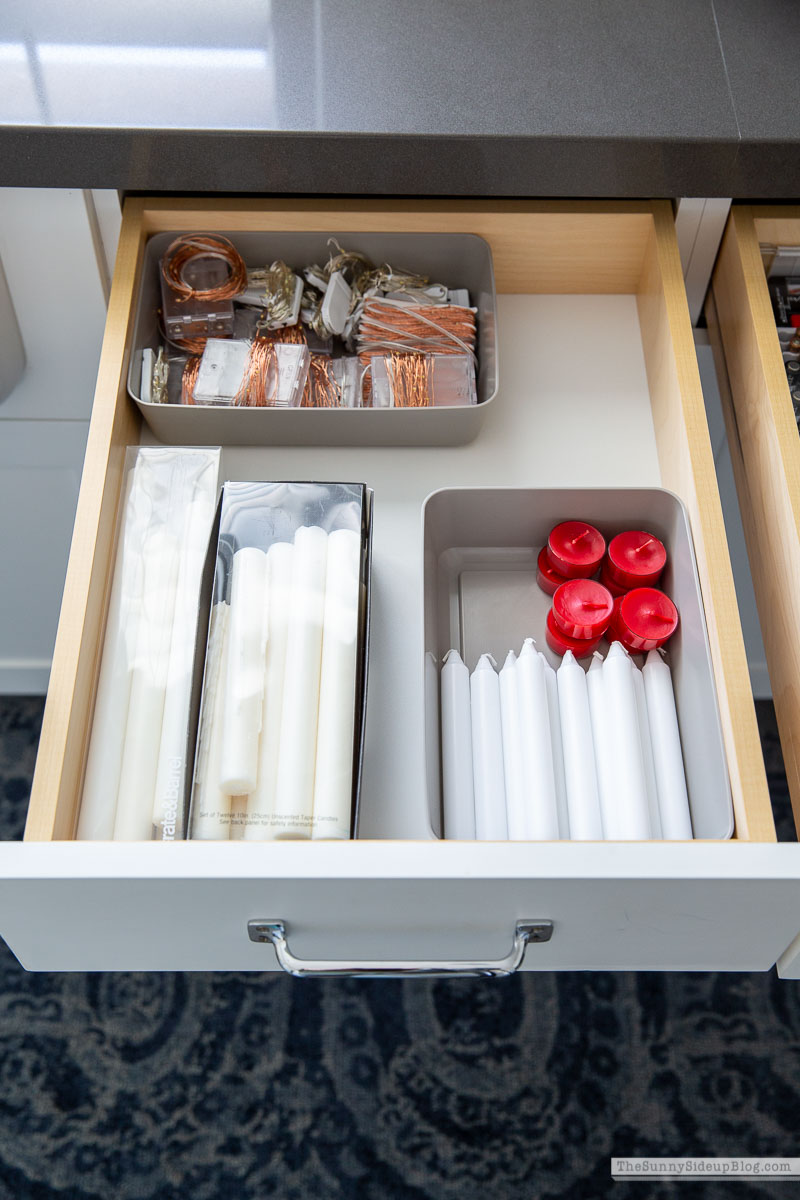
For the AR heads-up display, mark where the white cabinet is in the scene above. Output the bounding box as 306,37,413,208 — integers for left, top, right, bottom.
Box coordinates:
0,188,118,692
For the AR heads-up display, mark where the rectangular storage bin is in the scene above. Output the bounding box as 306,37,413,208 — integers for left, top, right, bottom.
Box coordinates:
422,486,733,841
3,197,800,977
127,230,497,447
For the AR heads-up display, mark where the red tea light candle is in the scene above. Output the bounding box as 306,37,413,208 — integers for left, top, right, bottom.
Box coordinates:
599,562,629,598
552,579,614,640
546,521,605,579
537,546,569,596
610,587,678,653
604,530,667,591
545,609,601,659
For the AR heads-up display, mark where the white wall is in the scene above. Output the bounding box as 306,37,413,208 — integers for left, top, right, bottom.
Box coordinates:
0,188,119,693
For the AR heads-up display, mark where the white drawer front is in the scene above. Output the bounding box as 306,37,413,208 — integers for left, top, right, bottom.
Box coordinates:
1,843,799,973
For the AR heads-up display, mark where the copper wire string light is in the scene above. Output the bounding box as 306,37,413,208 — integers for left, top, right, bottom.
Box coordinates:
256,321,307,345
180,356,201,405
356,299,476,407
161,234,248,302
242,338,277,407
386,352,433,407
303,355,340,408
357,301,476,357
180,341,277,408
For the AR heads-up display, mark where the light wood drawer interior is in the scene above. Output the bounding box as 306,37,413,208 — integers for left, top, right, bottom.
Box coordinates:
710,204,800,837
27,197,775,847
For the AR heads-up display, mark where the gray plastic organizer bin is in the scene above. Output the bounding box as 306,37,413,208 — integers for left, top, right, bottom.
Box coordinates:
127,231,497,447
422,486,734,841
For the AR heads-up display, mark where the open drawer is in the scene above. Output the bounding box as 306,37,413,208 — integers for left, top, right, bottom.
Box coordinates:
709,205,800,852
2,197,799,977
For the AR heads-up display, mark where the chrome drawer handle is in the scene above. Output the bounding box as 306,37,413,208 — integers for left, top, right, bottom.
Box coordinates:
247,918,553,978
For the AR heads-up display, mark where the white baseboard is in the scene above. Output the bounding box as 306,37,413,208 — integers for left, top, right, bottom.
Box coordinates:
749,661,772,701
0,659,50,695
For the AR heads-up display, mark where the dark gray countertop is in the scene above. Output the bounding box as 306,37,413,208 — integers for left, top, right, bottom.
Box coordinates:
1,0,797,196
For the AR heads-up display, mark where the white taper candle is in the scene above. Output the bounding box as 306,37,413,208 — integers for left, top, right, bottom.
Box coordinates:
113,528,180,840
540,653,570,839
602,642,651,839
152,489,217,836
191,602,234,839
441,648,476,839
586,652,616,840
499,651,527,839
219,547,270,796
517,639,559,839
633,663,663,839
643,649,693,839
273,525,328,838
244,542,294,840
470,653,508,840
557,650,603,840
78,461,143,839
312,528,362,839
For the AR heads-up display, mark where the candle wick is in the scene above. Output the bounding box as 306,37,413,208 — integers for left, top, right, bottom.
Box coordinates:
646,610,674,624
569,530,590,546
634,537,656,554
581,601,609,611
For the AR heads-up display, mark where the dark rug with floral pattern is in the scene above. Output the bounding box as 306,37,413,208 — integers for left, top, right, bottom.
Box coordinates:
0,697,798,1199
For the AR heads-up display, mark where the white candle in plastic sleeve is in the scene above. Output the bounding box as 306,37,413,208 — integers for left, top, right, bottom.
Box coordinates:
586,653,615,840
441,649,476,839
643,649,693,839
499,651,527,839
540,653,570,839
633,662,663,839
557,650,603,840
78,461,143,840
113,528,180,840
219,547,270,796
470,654,508,840
273,525,328,838
516,639,559,839
602,642,651,839
191,603,234,840
152,490,217,837
245,542,293,840
312,528,362,839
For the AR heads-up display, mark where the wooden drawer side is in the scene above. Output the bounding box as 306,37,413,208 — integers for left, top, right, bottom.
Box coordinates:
711,207,800,835
25,210,147,841
637,207,774,842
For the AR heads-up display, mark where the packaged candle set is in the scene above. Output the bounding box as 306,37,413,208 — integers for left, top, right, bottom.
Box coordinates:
188,481,372,842
77,446,222,841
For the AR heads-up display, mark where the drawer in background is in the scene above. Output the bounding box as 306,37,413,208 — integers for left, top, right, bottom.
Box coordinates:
1,198,798,977
709,206,800,840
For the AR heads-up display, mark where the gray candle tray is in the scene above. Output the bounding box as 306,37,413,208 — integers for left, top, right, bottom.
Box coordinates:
422,486,733,840
127,231,497,447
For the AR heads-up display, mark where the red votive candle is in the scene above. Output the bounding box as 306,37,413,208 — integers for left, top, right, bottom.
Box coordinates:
609,587,678,652
537,546,569,596
604,530,667,591
552,579,614,640
546,521,605,579
599,561,629,597
545,609,601,658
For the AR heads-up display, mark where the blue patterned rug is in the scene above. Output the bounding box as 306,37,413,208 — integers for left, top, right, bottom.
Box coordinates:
0,697,798,1199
